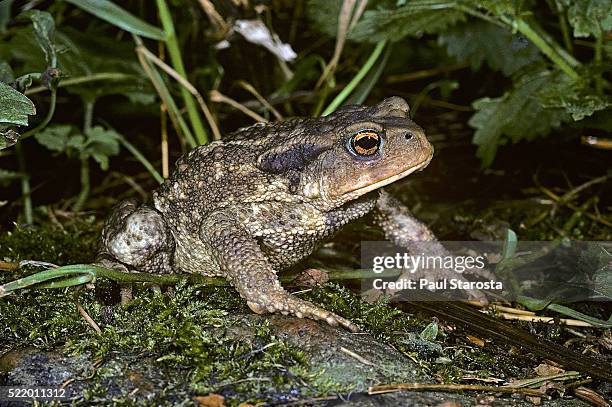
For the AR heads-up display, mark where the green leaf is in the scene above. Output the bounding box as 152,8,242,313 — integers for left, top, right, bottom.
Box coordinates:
0,0,12,33
23,10,57,65
0,168,22,187
34,124,74,152
567,0,612,38
0,128,19,150
308,0,466,43
64,0,165,40
0,60,14,83
419,320,439,341
84,126,120,170
469,68,568,167
501,229,518,260
439,20,542,76
0,81,36,126
537,73,611,121
541,94,610,121
123,91,157,105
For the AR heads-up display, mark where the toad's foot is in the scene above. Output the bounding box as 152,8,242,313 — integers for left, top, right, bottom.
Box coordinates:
245,290,359,332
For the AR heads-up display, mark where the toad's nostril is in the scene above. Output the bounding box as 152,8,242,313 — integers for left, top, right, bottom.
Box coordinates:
405,132,414,140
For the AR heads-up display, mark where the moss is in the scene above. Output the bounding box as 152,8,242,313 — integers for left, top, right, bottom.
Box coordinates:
0,219,99,266
1,281,337,405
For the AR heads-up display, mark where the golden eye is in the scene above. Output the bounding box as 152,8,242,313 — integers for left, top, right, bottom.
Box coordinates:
350,130,381,156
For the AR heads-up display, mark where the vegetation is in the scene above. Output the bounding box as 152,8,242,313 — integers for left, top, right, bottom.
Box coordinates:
0,1,610,404
0,0,610,223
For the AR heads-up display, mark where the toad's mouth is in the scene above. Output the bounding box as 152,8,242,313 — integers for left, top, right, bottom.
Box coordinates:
342,154,433,198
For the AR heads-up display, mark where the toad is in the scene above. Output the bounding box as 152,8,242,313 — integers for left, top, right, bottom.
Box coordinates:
98,97,467,332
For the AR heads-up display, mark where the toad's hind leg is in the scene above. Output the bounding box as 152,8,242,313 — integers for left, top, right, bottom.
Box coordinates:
200,214,359,332
96,199,176,276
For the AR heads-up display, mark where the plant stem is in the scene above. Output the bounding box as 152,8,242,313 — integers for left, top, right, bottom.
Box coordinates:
500,16,580,80
15,143,32,224
72,100,94,212
322,40,387,116
594,31,603,94
117,134,164,184
19,89,57,141
25,73,135,95
557,9,573,54
72,158,90,212
134,36,197,148
156,0,208,145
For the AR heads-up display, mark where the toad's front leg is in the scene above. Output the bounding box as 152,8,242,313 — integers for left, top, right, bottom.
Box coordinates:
374,190,490,301
200,211,359,332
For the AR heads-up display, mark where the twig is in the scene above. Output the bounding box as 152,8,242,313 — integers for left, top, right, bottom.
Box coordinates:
316,0,361,88
137,44,221,140
237,80,283,120
0,261,19,271
134,36,197,148
368,383,547,397
340,346,374,366
197,0,228,32
322,40,387,116
77,302,102,335
487,304,536,316
492,312,595,327
538,185,612,228
159,41,170,179
209,90,267,123
558,175,609,205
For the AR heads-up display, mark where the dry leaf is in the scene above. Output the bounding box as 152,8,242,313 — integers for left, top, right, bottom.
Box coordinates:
194,394,226,407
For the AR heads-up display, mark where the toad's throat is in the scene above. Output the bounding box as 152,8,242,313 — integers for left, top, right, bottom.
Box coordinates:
342,155,433,198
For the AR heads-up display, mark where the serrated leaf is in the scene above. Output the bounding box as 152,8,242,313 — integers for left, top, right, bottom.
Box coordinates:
466,0,517,15
84,126,120,170
34,124,74,152
23,10,56,65
538,76,611,121
65,0,165,40
306,0,343,38
350,1,466,42
439,20,542,76
542,94,610,121
0,81,36,126
469,68,568,167
568,0,612,38
308,0,466,43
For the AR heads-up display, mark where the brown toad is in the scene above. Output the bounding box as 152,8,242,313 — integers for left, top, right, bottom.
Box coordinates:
98,97,452,332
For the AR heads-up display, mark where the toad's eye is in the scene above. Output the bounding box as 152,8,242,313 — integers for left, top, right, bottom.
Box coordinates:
349,130,382,157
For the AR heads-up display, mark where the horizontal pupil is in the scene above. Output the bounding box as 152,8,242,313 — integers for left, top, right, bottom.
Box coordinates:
356,135,378,150
349,131,381,157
